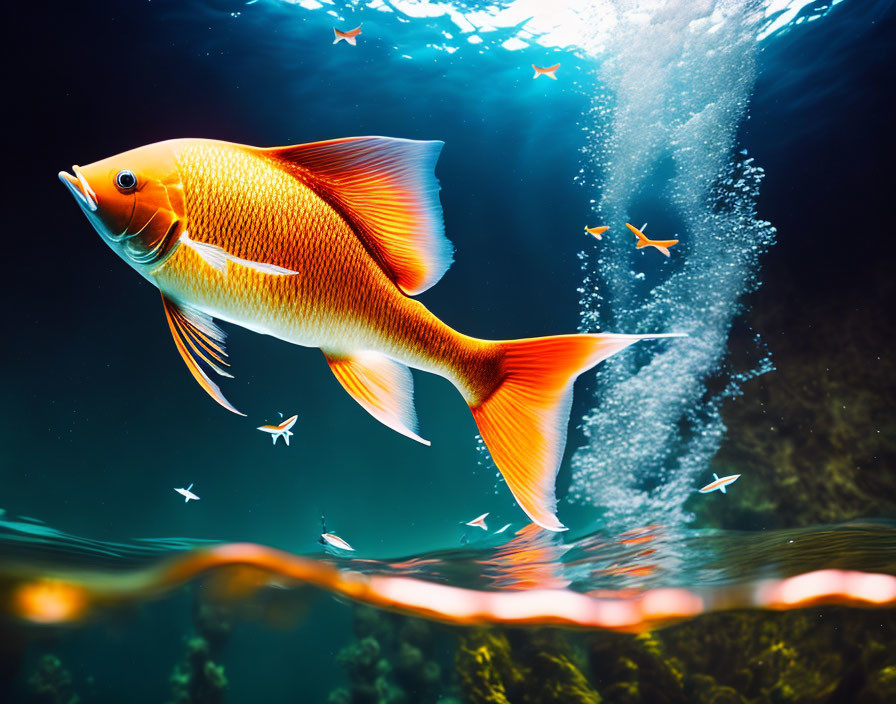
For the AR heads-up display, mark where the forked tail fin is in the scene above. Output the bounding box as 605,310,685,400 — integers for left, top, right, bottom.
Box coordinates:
470,333,683,531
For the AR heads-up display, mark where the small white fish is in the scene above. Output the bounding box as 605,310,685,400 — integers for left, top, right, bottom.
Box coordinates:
175,483,200,502
320,532,354,551
494,523,512,534
466,512,489,530
699,473,741,494
257,414,299,446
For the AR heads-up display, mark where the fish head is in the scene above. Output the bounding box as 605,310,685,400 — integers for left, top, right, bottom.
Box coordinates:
59,141,186,273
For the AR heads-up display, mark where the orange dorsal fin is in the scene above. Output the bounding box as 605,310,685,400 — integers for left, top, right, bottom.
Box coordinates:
264,137,452,296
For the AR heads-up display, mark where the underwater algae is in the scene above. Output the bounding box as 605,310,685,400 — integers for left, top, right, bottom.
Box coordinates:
166,601,234,704
18,608,896,704
697,278,896,529
328,606,449,704
447,608,896,704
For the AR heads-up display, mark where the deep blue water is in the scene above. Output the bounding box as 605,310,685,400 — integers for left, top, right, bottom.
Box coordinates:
2,1,895,702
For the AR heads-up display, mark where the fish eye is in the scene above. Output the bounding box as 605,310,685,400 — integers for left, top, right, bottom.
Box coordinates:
115,169,137,192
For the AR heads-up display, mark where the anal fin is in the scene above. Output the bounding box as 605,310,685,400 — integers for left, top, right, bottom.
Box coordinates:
324,351,429,446
161,294,245,416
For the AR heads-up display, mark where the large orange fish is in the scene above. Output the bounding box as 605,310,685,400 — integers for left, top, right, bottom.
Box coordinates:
59,136,681,531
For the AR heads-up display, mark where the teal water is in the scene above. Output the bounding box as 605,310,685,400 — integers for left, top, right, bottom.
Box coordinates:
3,0,895,702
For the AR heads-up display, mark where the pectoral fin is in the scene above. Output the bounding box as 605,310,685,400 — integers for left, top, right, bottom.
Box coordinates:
161,294,245,416
324,350,429,446
179,232,299,276
180,233,228,273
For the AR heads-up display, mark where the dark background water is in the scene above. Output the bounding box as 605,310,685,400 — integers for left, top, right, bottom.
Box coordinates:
3,0,894,551
1,1,895,699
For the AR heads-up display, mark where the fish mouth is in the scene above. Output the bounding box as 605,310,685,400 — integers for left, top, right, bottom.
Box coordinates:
58,166,98,212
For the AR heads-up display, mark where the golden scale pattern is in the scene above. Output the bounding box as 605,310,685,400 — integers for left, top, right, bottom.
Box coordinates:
156,140,499,403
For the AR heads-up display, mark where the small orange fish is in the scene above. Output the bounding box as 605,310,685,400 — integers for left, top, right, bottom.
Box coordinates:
626,222,679,257
60,136,682,531
585,225,609,241
532,63,560,80
333,25,362,46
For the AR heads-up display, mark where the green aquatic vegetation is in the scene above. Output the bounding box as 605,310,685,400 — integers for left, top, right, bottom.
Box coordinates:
858,666,896,703
449,608,894,704
589,631,685,704
167,600,233,704
697,288,896,529
26,654,82,704
168,638,228,704
330,606,453,704
646,609,895,703
455,629,601,704
455,631,515,704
